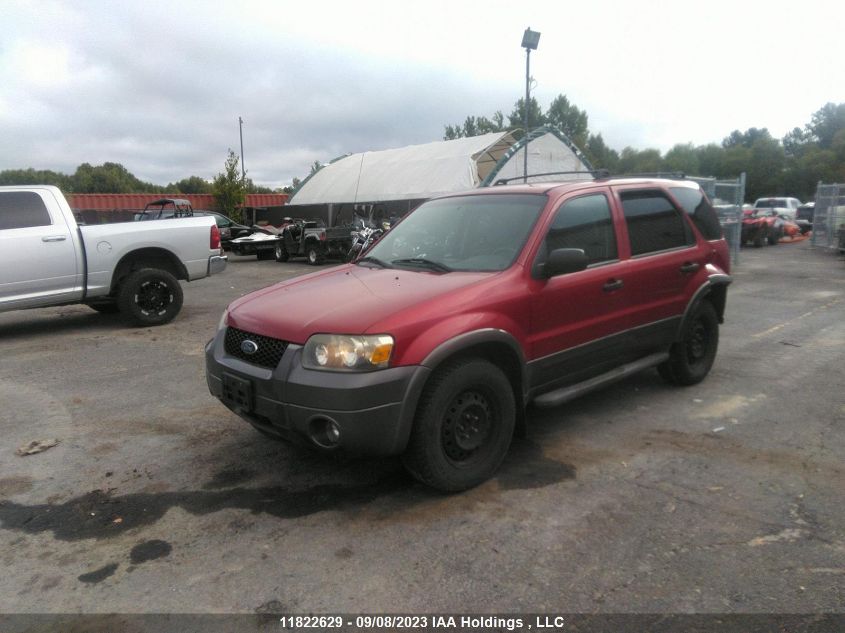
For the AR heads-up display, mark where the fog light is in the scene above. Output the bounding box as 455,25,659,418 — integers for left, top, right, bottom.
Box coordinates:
309,416,341,449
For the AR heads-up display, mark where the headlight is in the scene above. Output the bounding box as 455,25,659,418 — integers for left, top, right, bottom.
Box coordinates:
217,308,229,331
302,334,394,371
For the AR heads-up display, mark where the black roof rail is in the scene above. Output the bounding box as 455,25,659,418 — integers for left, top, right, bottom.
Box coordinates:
599,171,687,180
493,169,608,186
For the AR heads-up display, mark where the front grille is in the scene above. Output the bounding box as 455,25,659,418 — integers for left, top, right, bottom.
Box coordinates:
224,327,288,369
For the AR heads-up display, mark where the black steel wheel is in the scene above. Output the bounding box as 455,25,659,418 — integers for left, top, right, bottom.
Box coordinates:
658,300,719,386
117,268,183,326
402,358,515,492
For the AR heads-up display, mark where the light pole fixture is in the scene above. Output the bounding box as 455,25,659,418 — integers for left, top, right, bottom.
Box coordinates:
238,116,246,181
521,27,540,182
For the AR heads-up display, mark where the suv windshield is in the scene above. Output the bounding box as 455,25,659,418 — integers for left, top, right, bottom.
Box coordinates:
363,194,547,272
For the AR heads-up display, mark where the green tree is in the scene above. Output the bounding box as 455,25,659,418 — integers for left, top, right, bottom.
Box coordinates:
212,149,246,222
722,127,772,149
444,112,506,140
545,95,588,149
695,144,726,178
0,168,69,188
69,162,163,193
617,147,662,174
807,102,845,149
584,133,619,171
507,96,545,139
662,143,700,175
170,175,212,194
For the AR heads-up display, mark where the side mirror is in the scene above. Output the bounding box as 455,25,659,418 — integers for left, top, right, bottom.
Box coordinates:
541,248,589,278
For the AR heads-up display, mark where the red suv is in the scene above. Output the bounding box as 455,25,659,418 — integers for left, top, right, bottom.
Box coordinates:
205,177,731,491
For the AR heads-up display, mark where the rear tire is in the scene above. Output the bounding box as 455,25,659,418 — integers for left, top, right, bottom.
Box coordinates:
117,268,183,326
401,359,515,492
306,245,325,265
767,228,781,245
658,300,719,386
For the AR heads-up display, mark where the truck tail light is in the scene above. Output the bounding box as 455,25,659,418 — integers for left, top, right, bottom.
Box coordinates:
210,224,221,250
319,230,326,241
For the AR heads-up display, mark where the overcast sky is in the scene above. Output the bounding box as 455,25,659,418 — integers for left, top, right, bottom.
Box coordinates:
3,0,844,189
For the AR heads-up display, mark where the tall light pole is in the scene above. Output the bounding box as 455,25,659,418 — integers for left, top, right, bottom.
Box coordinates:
238,116,246,181
521,28,540,183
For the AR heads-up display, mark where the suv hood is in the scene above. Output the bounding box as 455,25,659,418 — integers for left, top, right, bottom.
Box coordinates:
226,265,491,342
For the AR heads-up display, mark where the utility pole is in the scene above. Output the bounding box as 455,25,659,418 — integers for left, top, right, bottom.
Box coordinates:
238,116,246,181
521,28,541,183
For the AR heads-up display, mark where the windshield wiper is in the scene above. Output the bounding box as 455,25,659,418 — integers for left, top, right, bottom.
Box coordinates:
356,256,391,269
391,258,452,272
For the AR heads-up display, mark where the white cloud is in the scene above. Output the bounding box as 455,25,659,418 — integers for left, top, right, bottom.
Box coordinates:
2,0,844,188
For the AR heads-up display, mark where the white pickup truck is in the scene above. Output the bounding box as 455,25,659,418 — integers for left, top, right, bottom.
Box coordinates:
0,185,227,326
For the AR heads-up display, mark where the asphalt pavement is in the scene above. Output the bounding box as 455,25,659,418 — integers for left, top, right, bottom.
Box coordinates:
0,242,843,617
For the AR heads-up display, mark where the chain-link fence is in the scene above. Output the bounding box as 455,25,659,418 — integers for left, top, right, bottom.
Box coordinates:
691,173,745,265
811,183,845,251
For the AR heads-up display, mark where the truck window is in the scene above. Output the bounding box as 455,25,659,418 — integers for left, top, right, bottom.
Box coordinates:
546,194,617,264
0,191,52,230
621,190,693,255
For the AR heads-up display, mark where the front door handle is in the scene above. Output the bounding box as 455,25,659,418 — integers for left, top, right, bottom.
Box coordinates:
680,261,700,274
41,235,67,242
603,278,624,292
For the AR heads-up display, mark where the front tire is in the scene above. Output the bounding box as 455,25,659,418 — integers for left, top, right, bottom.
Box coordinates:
401,359,515,492
274,242,289,262
658,300,719,386
117,268,183,326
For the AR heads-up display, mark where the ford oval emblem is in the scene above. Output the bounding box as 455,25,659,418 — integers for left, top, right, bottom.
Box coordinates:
241,340,259,355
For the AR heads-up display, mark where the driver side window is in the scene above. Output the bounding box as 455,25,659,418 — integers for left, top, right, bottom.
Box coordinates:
546,194,617,265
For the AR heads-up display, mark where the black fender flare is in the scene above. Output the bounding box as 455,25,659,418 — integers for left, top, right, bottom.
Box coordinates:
393,329,529,452
675,274,732,341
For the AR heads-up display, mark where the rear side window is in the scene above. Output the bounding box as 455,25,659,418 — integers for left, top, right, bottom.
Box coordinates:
670,187,723,240
0,191,52,230
620,190,693,256
546,194,617,264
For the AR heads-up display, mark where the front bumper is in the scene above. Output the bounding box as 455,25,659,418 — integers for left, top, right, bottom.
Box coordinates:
205,329,429,455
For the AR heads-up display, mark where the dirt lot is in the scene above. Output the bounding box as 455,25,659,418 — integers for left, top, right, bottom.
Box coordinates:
1,243,844,617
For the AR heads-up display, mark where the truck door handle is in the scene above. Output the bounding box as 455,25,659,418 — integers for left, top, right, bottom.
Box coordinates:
41,235,67,242
680,261,700,274
603,278,624,292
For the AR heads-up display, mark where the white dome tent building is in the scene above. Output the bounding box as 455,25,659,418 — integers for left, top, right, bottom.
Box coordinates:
287,126,593,225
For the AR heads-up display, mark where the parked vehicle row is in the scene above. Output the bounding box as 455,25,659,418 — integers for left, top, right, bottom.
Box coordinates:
741,196,809,247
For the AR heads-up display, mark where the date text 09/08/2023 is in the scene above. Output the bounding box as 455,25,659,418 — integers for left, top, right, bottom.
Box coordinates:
277,615,567,630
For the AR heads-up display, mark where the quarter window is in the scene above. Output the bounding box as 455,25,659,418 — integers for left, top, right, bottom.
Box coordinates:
0,191,52,230
670,186,723,240
546,194,617,264
620,190,693,256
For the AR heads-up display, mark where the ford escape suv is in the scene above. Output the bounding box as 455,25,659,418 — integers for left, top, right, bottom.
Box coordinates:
206,177,731,491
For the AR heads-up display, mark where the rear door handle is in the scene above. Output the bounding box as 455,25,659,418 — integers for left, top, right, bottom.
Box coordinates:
680,261,700,274
603,278,624,292
41,235,67,242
